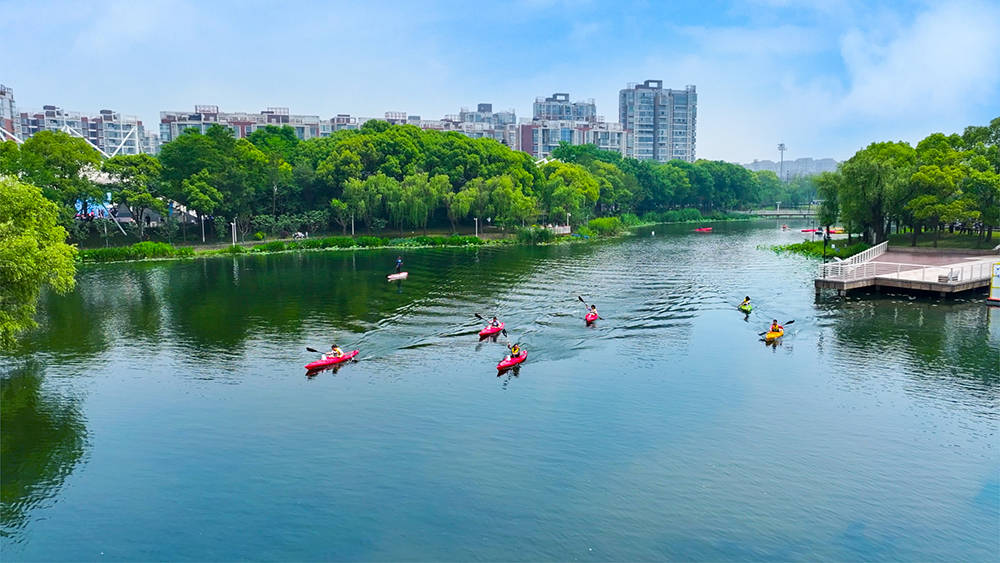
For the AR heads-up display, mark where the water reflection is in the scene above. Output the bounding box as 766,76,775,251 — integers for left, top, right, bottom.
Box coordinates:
0,362,87,540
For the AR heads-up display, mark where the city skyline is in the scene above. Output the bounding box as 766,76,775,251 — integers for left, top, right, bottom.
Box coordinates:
3,0,999,162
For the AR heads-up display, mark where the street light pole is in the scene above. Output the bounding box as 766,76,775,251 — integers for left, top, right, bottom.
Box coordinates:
567,212,571,227
474,217,478,238
231,218,237,246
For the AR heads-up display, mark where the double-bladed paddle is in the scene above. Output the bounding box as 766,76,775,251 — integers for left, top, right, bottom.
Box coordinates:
577,295,604,320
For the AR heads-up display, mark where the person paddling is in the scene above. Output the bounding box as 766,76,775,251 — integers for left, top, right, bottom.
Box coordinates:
394,256,403,274
769,319,783,333
589,304,598,317
505,342,522,361
324,344,344,360
740,296,752,311
490,316,501,328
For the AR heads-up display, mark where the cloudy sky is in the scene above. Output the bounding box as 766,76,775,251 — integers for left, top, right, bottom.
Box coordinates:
4,0,999,162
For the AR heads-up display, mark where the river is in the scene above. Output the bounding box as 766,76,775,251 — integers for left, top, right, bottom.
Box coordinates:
2,220,997,561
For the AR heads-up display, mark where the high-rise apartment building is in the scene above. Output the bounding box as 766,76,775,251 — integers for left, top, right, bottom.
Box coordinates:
518,120,623,159
159,106,328,144
619,80,696,162
1,84,17,140
18,104,155,156
532,93,597,123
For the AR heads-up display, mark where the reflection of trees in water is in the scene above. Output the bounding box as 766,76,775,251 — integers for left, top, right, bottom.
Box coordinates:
1,362,87,539
831,298,999,387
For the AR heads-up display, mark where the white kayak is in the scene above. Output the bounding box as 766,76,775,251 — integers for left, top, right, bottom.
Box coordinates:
387,272,408,281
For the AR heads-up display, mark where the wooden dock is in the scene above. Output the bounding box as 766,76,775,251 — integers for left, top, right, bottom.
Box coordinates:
815,242,997,296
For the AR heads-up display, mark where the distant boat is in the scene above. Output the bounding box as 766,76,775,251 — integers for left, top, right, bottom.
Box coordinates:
387,272,408,281
694,227,712,232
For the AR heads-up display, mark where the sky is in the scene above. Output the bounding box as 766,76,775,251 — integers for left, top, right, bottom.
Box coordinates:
3,0,999,163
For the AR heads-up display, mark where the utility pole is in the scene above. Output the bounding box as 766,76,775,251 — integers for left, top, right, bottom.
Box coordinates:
778,143,786,182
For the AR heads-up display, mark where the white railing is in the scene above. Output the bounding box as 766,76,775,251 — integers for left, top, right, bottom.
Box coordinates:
817,241,888,280
821,259,995,284
846,241,887,265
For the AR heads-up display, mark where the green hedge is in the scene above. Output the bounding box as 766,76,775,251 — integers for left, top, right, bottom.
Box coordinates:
588,217,624,235
516,227,555,244
78,241,195,262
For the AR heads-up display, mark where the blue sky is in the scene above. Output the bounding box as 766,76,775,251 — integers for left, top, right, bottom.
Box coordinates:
3,0,999,162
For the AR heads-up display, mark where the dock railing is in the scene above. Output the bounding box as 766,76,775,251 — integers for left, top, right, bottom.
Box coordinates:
818,241,887,280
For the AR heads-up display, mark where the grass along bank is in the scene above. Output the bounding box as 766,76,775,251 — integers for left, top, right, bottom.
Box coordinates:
771,240,871,260
887,230,1000,250
78,235,493,263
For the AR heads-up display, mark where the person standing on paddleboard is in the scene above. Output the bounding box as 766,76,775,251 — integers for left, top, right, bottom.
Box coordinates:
394,256,403,273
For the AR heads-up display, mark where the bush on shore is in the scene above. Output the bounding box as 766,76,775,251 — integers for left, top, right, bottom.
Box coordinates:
772,240,871,260
588,217,624,235
517,227,556,245
78,241,195,262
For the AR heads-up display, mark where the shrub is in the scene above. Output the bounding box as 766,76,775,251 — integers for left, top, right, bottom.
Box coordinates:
254,231,267,241
516,227,555,245
588,217,624,235
619,213,641,226
772,240,870,260
78,241,193,262
576,226,595,237
446,235,483,246
253,240,287,252
356,236,388,247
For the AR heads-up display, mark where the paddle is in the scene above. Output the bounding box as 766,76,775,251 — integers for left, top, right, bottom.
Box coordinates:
577,295,604,320
758,320,794,336
474,313,484,320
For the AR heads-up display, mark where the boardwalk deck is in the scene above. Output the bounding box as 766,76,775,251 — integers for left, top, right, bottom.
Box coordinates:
815,243,997,296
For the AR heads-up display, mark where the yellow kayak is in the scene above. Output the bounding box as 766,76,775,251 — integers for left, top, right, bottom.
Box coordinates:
764,329,784,342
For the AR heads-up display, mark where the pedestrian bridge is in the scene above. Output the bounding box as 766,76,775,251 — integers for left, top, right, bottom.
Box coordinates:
815,241,997,296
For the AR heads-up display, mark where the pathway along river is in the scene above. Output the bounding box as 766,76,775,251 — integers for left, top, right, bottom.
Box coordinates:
2,220,997,561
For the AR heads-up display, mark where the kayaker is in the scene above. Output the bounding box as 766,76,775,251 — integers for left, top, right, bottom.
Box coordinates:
769,319,783,333
325,344,344,359
394,256,403,273
589,304,598,317
506,343,522,360
490,316,501,328
741,296,751,308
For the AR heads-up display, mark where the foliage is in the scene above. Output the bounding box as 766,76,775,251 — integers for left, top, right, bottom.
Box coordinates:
0,178,77,347
587,217,624,235
817,117,1000,244
77,241,194,262
516,227,556,244
772,240,872,260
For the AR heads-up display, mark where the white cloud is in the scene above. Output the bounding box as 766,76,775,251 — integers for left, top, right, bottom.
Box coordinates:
838,0,1000,117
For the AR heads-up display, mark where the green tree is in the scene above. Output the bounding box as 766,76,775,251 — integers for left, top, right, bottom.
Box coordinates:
838,141,916,243
17,130,102,213
102,154,165,239
0,178,77,347
180,169,223,242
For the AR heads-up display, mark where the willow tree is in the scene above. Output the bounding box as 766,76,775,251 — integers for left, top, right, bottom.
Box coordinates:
0,178,77,348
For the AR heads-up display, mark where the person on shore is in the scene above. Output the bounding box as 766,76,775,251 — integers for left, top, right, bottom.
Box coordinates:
769,319,783,333
394,256,403,273
325,344,344,359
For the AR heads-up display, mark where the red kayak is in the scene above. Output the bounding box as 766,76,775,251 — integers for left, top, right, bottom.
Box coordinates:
801,228,819,232
479,322,504,337
585,313,598,324
694,227,712,232
305,349,359,370
497,350,527,371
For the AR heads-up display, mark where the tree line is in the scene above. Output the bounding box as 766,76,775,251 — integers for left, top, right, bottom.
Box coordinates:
815,117,1000,245
0,120,808,243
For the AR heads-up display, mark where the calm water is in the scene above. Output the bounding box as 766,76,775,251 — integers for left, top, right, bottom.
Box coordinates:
2,221,998,561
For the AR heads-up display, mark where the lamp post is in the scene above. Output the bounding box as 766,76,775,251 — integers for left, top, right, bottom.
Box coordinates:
567,212,571,227
230,219,237,246
474,217,478,238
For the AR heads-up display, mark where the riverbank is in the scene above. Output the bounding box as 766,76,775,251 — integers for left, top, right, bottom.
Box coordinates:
76,211,768,264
